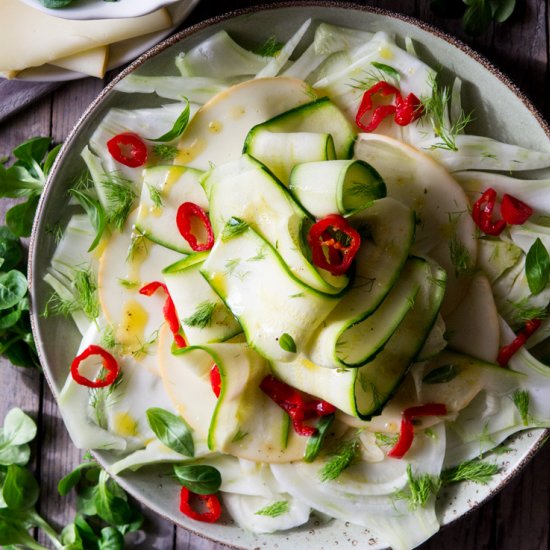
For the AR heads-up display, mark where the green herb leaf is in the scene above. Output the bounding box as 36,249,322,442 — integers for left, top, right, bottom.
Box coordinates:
5,194,40,238
394,464,440,510
1,408,36,447
12,136,51,168
146,408,194,456
304,414,334,463
279,333,296,353
319,439,359,482
182,301,217,329
490,0,516,22
173,464,222,495
255,500,289,517
147,183,164,209
0,227,22,272
463,0,493,35
222,217,249,240
102,174,136,231
255,36,284,57
423,364,460,384
371,62,400,81
441,458,500,485
70,189,106,252
0,271,28,311
149,101,190,142
2,464,39,511
58,462,98,497
95,471,136,526
152,144,178,161
525,238,550,295
98,526,124,549
513,389,530,426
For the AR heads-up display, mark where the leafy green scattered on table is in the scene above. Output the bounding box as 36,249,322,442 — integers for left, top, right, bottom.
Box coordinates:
0,407,142,549
0,136,61,238
0,226,39,369
430,0,516,36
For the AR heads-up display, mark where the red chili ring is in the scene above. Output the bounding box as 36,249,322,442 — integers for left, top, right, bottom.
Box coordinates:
71,344,119,388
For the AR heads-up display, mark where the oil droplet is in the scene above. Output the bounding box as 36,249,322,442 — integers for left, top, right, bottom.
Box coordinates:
208,120,223,133
175,137,207,165
114,412,138,437
378,46,394,60
116,299,149,354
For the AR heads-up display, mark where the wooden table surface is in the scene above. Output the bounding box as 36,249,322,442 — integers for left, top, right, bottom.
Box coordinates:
1,1,549,549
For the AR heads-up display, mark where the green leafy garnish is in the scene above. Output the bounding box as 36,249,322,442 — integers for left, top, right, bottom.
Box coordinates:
173,464,222,495
423,75,473,151
513,389,531,426
371,61,401,80
508,297,548,327
103,174,137,231
0,137,61,237
351,61,400,90
304,414,335,463
279,333,297,353
70,188,106,252
319,439,360,482
147,183,164,208
256,36,284,57
182,301,217,329
394,465,440,511
423,364,460,384
525,238,550,295
89,372,124,430
448,211,473,276
222,217,248,241
441,458,500,485
153,144,179,161
255,500,289,517
375,432,399,447
146,408,194,456
148,100,190,142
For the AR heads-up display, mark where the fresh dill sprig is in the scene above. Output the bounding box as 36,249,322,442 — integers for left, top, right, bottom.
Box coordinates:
152,144,178,161
350,61,400,91
89,371,124,430
255,500,289,517
131,330,160,359
44,267,99,320
222,218,248,241
147,183,164,209
118,278,140,289
441,458,500,485
127,229,148,262
102,173,137,231
508,297,548,326
422,74,473,151
394,465,440,511
224,258,241,276
101,325,117,350
45,222,64,243
248,245,267,262
256,36,284,57
513,389,531,426
182,301,217,329
375,432,399,447
448,211,473,276
231,429,249,443
319,439,360,482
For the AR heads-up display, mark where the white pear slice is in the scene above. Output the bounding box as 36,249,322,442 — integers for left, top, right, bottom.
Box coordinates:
175,77,315,171
354,133,478,315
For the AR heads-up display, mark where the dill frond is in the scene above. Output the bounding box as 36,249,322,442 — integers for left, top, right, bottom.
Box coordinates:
319,439,360,482
255,501,289,517
152,144,178,161
394,464,440,511
102,173,136,231
147,183,164,208
441,459,500,485
513,389,530,426
256,36,284,57
350,61,400,91
89,371,124,430
182,301,217,329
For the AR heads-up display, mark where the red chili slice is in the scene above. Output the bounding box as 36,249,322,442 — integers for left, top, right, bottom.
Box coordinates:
497,318,541,367
71,344,120,388
500,194,533,225
210,364,221,398
471,188,506,236
260,375,335,437
308,214,361,276
387,403,447,459
394,92,424,126
179,487,221,523
355,81,400,132
139,281,186,348
106,132,148,168
176,202,214,252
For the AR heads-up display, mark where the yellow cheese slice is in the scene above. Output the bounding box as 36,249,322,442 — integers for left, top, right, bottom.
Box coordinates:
0,1,172,74
50,46,109,78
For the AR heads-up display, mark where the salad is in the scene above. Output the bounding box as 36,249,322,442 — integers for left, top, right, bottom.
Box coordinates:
41,18,550,550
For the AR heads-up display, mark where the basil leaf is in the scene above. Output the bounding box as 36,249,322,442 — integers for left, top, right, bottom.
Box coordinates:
422,364,460,384
0,271,27,311
526,238,550,295
98,526,124,550
173,464,222,495
5,194,41,238
490,0,516,22
371,62,400,81
58,462,98,497
279,333,296,353
2,464,39,510
0,227,22,272
146,408,194,456
304,414,335,463
149,101,190,142
463,0,493,35
69,189,106,252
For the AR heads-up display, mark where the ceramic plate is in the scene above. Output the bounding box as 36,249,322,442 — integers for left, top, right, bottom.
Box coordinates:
20,0,180,20
29,3,550,549
14,0,200,82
